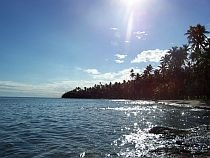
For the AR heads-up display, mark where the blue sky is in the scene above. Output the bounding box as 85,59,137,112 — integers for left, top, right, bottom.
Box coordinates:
0,0,210,97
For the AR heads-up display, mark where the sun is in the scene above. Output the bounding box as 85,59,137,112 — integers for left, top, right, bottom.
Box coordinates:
121,0,142,8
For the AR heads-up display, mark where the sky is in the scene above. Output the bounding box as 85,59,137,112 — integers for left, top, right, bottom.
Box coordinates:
0,0,210,97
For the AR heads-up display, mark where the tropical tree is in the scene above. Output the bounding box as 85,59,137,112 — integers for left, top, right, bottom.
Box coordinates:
185,24,210,98
185,24,209,64
130,69,135,80
62,24,210,100
142,64,153,79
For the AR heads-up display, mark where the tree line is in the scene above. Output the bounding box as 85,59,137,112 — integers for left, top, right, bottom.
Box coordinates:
62,24,210,100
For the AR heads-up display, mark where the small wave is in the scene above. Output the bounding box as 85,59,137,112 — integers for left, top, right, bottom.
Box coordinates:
126,100,156,105
157,101,193,108
111,99,157,106
111,99,130,102
99,106,154,112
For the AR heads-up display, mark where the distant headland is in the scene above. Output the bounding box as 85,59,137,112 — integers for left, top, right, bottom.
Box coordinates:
62,24,210,100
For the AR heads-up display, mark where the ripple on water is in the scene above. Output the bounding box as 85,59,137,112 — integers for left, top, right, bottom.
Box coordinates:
113,125,210,157
0,98,210,158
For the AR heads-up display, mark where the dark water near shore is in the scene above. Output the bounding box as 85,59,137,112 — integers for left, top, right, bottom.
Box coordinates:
0,97,210,158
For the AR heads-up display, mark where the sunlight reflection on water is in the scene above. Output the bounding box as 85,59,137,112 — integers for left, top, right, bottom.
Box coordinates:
107,100,210,157
0,98,209,157
113,129,160,157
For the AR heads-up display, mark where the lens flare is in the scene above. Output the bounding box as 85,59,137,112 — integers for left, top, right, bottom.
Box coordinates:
126,12,134,42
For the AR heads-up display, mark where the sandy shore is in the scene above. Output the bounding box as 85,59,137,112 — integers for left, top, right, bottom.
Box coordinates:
157,100,210,110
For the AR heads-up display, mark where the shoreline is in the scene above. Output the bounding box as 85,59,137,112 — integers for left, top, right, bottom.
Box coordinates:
157,100,210,110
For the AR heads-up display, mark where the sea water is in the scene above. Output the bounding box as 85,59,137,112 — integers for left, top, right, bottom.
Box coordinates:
0,97,209,157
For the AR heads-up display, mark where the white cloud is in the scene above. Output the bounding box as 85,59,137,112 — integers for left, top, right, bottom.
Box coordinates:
115,60,124,64
0,80,70,97
90,68,143,82
206,23,210,27
81,67,143,82
131,49,169,63
0,80,105,98
115,54,127,59
133,31,148,40
114,53,127,64
84,69,100,75
0,67,145,97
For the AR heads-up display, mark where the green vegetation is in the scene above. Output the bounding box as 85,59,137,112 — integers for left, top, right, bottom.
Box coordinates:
62,24,210,100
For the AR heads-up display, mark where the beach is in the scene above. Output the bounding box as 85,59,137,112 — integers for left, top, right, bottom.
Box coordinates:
157,100,210,110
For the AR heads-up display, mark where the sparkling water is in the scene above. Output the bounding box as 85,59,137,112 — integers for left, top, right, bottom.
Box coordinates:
0,97,209,157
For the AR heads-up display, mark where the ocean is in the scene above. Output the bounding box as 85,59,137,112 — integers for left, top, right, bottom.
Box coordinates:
0,97,209,157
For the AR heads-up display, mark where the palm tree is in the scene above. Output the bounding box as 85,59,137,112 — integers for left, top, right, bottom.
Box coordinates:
146,64,153,74
185,24,209,50
143,64,153,78
185,24,210,98
154,69,159,77
185,24,209,63
130,69,135,80
135,73,141,80
168,46,188,72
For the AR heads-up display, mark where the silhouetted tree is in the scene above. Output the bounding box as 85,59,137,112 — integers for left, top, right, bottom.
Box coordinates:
62,24,210,100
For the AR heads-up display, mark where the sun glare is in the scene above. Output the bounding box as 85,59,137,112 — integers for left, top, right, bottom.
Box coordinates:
119,0,147,44
126,12,134,42
122,0,142,8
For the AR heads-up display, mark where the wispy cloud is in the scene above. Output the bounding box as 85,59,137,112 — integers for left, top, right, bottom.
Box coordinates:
124,40,130,43
110,27,118,31
110,27,121,46
131,49,169,63
110,27,120,38
0,80,104,97
206,23,210,28
114,53,127,64
91,68,143,82
0,67,145,97
0,80,84,97
115,54,127,59
115,59,124,64
170,42,176,46
84,69,100,75
133,31,148,40
82,67,143,82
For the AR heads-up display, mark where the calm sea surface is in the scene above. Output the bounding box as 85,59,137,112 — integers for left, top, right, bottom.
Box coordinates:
0,97,210,158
